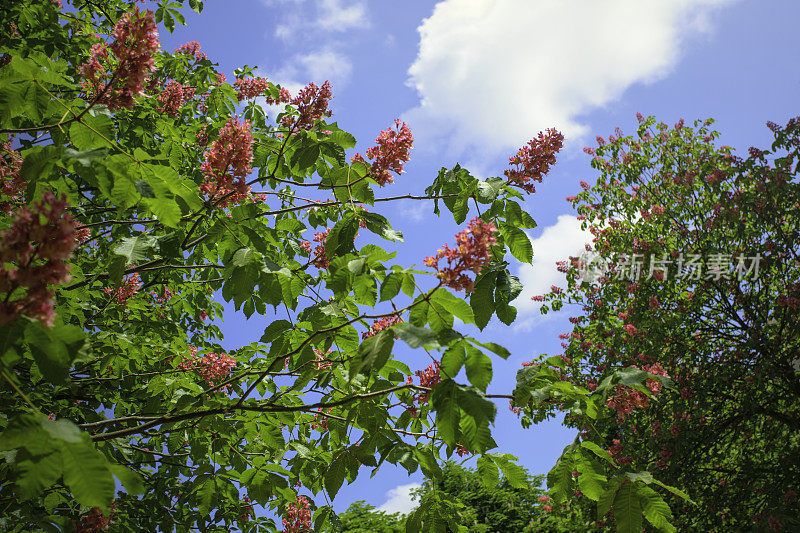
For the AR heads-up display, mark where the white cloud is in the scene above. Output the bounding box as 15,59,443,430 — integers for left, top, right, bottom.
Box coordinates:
397,200,428,223
268,48,353,90
298,49,353,84
377,482,421,515
515,214,592,327
405,0,738,154
271,0,367,39
317,0,368,31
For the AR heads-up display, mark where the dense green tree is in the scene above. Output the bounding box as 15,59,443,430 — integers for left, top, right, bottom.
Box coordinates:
413,462,604,532
336,501,404,533
0,1,696,531
532,116,800,531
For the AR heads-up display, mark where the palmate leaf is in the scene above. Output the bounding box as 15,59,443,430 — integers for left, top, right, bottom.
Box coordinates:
639,484,677,533
114,234,157,264
500,224,533,263
613,481,643,533
574,455,607,501
476,455,500,487
464,345,492,391
488,453,528,489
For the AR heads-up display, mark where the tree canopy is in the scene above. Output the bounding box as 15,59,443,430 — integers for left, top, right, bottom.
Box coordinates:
0,1,790,532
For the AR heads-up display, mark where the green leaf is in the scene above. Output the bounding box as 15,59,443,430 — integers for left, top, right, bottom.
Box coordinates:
146,197,182,228
440,342,466,379
362,212,403,243
380,273,403,302
324,455,347,498
392,323,440,349
109,464,145,495
69,113,114,150
652,479,695,504
496,270,523,302
113,235,156,264
291,143,320,172
476,455,500,487
61,441,114,510
465,346,492,391
598,476,625,518
475,178,503,203
26,323,89,384
488,454,528,489
431,380,461,446
21,145,61,179
325,214,359,259
614,481,643,533
638,485,676,533
580,441,616,466
431,290,474,324
350,329,394,380
40,419,81,443
505,201,537,229
575,456,606,501
470,272,496,330
501,225,533,263
16,451,62,500
547,446,574,503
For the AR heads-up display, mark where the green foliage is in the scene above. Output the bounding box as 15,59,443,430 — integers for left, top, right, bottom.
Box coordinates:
0,2,702,531
336,501,405,532
531,116,800,531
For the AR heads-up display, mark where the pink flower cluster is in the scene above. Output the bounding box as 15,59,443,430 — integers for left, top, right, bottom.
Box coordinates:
0,193,76,327
424,217,497,292
175,41,206,61
362,314,403,339
157,80,195,117
179,350,236,389
309,408,331,432
282,496,313,533
605,364,669,420
312,348,332,370
413,361,441,404
73,506,113,533
504,128,564,193
234,77,292,104
78,7,159,110
351,119,414,186
0,140,24,214
199,117,254,206
309,229,330,269
103,273,141,306
281,81,333,130
234,77,269,101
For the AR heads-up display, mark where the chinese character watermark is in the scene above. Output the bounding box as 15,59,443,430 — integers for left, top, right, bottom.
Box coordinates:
576,252,762,282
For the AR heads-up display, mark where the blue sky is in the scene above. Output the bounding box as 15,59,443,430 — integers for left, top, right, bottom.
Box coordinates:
160,0,799,516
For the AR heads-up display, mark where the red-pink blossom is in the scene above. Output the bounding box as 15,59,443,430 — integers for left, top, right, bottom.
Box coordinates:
234,77,269,101
281,81,333,130
282,496,313,533
0,140,24,214
157,80,195,117
424,217,497,292
199,117,254,206
180,350,236,389
410,361,441,404
0,192,77,326
351,119,414,186
79,7,159,110
175,41,206,61
102,273,141,306
73,506,113,533
504,129,564,194
312,348,332,371
363,314,403,339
